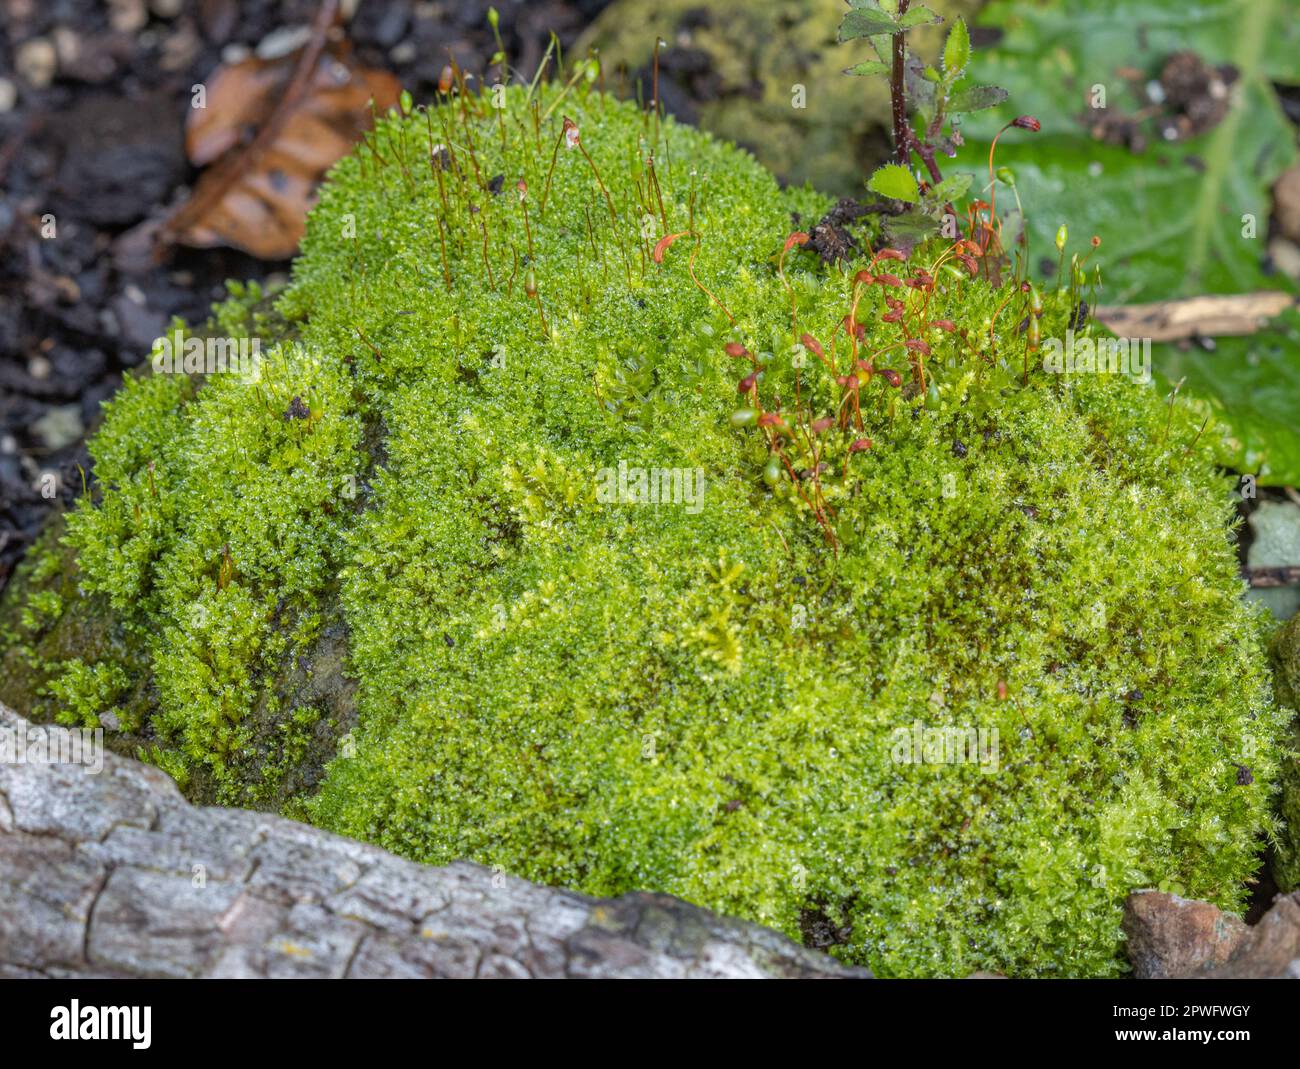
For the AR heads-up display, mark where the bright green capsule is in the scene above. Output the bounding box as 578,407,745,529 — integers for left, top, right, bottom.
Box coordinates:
730,408,758,428
996,166,1015,186
1055,224,1068,253
763,456,783,486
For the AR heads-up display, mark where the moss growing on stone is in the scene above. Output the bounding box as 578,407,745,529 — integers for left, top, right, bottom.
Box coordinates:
1,84,1287,976
1268,615,1300,891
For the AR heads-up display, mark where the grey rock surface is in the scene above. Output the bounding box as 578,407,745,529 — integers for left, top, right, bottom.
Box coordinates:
0,703,865,979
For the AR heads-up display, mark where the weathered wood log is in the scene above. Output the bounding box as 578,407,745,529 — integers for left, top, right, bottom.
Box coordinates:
0,703,865,979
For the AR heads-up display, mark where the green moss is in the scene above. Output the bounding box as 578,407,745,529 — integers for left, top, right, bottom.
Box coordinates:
6,84,1287,976
1269,615,1300,891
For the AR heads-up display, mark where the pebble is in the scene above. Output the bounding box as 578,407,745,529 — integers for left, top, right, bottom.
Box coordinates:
31,405,85,451
108,0,148,34
0,78,16,113
15,38,57,89
149,0,184,16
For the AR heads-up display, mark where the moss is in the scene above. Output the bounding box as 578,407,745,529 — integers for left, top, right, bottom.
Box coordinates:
1268,615,1300,891
1,85,1287,976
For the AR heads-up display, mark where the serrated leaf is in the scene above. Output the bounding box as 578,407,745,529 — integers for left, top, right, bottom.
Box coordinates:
839,9,900,41
884,209,939,239
883,209,940,254
868,163,920,203
962,0,1300,477
943,15,970,76
898,6,941,28
946,84,1009,113
1157,310,1300,485
844,61,891,77
928,172,973,203
867,33,894,63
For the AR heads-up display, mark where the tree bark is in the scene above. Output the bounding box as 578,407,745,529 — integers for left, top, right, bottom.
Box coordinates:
0,703,866,979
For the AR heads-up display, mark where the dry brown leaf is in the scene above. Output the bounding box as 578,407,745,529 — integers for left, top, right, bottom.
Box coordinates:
169,35,399,259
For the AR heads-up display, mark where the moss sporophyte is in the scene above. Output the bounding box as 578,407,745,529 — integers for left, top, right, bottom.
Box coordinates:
0,79,1288,979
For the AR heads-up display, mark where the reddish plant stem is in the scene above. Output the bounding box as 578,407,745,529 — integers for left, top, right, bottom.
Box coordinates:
890,0,911,166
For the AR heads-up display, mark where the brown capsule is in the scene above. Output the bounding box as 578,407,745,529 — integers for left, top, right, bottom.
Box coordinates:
524,268,538,299
438,65,454,94
738,372,758,393
800,332,824,359
724,342,749,359
810,416,834,434
877,368,902,388
849,438,871,453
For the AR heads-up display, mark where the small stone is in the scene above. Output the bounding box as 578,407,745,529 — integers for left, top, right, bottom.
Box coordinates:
0,78,17,113
108,0,148,34
1124,890,1247,979
149,0,184,16
389,41,417,64
31,404,85,451
15,38,57,89
27,355,51,381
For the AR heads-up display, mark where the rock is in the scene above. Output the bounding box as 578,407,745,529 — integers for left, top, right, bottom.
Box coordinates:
14,37,57,89
0,704,866,979
1246,499,1300,621
30,405,84,451
1125,888,1300,978
573,0,978,196
108,0,148,34
1183,894,1300,979
1123,891,1247,978
0,78,17,114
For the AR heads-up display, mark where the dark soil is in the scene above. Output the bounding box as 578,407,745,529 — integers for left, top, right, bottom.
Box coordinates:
0,0,609,592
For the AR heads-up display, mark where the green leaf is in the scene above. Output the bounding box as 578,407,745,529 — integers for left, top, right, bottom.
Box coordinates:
839,9,900,41
844,61,891,77
963,0,1298,300
927,172,973,203
898,6,941,28
868,163,920,203
943,15,970,76
883,208,939,245
1157,310,1300,485
962,0,1300,478
946,85,1010,113
867,33,894,63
